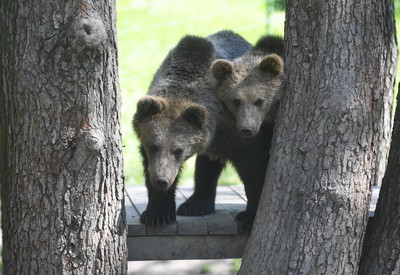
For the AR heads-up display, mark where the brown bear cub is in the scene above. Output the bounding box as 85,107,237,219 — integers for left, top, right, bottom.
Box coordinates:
211,35,284,138
133,31,256,227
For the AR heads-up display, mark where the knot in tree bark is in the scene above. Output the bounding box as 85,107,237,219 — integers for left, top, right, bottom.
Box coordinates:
82,127,105,152
68,11,107,52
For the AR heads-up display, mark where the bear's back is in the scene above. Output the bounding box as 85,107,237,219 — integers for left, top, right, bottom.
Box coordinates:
207,30,252,61
251,35,284,57
148,31,251,104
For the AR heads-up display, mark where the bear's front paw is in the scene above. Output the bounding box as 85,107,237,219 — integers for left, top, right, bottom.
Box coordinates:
235,210,256,233
177,196,215,216
140,204,176,226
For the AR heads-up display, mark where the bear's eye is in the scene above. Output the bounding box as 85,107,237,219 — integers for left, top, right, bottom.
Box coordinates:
172,148,183,160
254,99,264,107
149,144,159,153
232,99,241,108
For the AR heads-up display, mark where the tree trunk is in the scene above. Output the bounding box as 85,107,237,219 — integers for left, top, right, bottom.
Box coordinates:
239,1,397,274
358,89,400,274
0,32,11,273
1,0,127,273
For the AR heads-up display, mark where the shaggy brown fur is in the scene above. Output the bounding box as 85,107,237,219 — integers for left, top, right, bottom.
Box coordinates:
211,35,284,138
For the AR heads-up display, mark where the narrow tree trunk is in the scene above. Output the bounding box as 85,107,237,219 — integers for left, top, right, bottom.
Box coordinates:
0,33,11,273
1,0,127,273
358,89,400,274
239,1,397,274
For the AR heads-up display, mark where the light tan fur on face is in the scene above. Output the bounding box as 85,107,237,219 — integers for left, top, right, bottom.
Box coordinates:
133,96,209,188
211,53,284,137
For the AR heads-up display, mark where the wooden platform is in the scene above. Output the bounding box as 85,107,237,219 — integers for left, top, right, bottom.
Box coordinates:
125,185,249,261
126,185,380,261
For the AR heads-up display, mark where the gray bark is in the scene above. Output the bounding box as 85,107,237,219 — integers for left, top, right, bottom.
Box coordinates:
0,28,11,273
358,88,400,274
239,1,397,274
1,0,127,273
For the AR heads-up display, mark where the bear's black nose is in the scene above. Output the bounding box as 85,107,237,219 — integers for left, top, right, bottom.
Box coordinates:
240,128,253,137
154,178,169,191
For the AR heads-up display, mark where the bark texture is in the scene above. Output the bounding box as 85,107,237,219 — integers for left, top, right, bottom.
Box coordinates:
1,0,127,273
239,1,397,274
358,89,400,274
0,30,11,273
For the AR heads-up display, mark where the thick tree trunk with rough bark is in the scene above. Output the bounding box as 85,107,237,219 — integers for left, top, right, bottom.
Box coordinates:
359,89,400,274
1,0,127,273
239,1,397,274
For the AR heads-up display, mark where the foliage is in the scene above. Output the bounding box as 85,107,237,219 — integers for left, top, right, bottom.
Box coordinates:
268,0,285,10
232,259,241,274
200,263,212,274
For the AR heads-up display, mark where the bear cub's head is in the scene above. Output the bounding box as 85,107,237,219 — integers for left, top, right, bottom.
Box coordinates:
133,95,208,191
211,53,284,138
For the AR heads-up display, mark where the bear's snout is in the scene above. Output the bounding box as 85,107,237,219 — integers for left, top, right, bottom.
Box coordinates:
153,176,170,191
239,127,255,137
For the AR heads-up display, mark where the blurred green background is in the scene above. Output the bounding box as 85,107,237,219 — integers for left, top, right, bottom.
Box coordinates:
117,0,400,187
117,0,285,186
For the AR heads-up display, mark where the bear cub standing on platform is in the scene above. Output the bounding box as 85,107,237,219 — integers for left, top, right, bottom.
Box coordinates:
211,35,284,138
133,31,253,227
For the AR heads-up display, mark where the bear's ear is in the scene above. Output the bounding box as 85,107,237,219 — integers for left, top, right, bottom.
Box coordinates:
134,96,168,121
211,59,234,81
182,104,207,129
259,54,284,76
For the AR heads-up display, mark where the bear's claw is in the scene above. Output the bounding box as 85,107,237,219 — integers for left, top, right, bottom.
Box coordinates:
177,196,215,216
140,205,176,226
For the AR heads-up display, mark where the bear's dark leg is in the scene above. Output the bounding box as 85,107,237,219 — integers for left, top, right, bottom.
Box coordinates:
233,155,268,232
233,129,272,232
235,176,264,232
139,146,178,226
177,154,226,216
141,181,177,226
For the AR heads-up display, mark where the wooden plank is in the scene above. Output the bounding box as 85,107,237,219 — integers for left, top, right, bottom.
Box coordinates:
176,186,208,235
126,185,178,236
125,184,380,261
178,186,240,235
126,185,209,236
125,192,146,236
126,185,380,235
127,234,249,261
209,186,246,235
125,186,147,215
216,186,246,216
215,186,247,234
229,185,247,202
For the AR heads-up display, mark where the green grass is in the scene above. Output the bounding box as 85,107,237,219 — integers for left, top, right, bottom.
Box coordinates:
232,259,241,274
117,0,285,185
